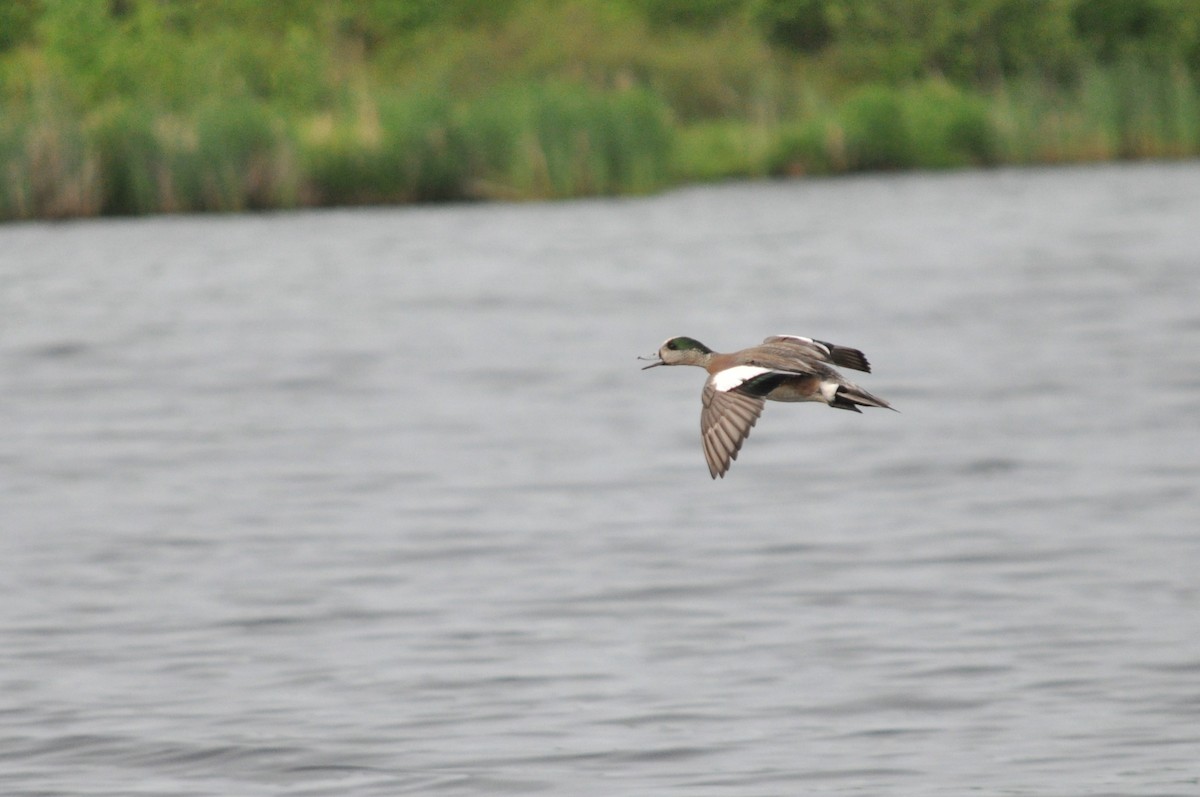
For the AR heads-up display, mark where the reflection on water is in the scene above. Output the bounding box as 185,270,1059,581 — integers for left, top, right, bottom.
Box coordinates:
2,162,1199,796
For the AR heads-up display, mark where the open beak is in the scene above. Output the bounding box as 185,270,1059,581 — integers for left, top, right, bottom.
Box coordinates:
638,354,663,370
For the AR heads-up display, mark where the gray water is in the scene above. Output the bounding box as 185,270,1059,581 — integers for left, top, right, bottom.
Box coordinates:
2,162,1199,796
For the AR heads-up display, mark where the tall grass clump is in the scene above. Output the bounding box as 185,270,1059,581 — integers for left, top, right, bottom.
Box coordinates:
377,94,470,201
299,83,672,204
994,61,1200,164
300,92,468,205
89,103,165,215
1083,60,1200,158
0,109,98,219
0,117,31,219
185,99,296,211
768,80,998,176
461,83,673,198
89,99,301,215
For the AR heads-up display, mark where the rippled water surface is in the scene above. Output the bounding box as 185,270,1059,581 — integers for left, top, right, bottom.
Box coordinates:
3,163,1199,795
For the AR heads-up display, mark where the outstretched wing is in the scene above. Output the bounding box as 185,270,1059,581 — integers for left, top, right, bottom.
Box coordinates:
701,376,766,479
761,334,871,373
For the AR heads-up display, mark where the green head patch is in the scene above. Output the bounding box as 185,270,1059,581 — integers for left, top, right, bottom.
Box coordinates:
664,337,712,354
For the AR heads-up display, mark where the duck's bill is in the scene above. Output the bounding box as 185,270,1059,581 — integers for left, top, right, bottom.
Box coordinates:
638,354,663,369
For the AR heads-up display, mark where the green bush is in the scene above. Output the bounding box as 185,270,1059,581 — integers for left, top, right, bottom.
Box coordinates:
904,82,998,168
836,84,914,170
677,120,773,181
767,119,833,176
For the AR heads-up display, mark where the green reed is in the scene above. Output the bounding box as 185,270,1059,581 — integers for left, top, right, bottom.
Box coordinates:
993,62,1200,164
461,82,672,198
0,101,97,219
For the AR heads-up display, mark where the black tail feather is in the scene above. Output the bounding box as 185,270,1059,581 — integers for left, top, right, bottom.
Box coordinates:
833,384,895,412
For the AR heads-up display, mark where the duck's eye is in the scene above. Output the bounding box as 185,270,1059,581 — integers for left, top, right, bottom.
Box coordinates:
666,339,678,350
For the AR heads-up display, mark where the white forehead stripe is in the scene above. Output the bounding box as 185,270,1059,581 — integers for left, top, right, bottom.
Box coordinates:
712,365,772,392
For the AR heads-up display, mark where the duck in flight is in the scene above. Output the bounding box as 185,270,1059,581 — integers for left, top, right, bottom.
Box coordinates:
641,335,896,478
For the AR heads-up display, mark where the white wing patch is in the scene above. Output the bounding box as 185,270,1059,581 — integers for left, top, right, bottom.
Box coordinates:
711,365,773,393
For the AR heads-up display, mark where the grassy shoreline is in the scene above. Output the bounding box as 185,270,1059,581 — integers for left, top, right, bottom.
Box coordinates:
3,1,1199,220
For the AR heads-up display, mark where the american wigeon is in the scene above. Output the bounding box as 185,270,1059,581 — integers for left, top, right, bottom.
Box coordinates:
641,335,895,478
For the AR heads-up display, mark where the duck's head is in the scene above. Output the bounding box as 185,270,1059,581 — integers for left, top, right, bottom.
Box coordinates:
640,336,714,369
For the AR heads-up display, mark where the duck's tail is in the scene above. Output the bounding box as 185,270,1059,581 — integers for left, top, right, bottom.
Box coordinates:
829,383,896,413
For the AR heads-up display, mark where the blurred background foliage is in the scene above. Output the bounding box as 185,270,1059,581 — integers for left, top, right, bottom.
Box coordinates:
1,0,1198,217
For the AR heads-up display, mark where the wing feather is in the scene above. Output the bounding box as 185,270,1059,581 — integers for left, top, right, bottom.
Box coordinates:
701,379,765,479
761,334,871,373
